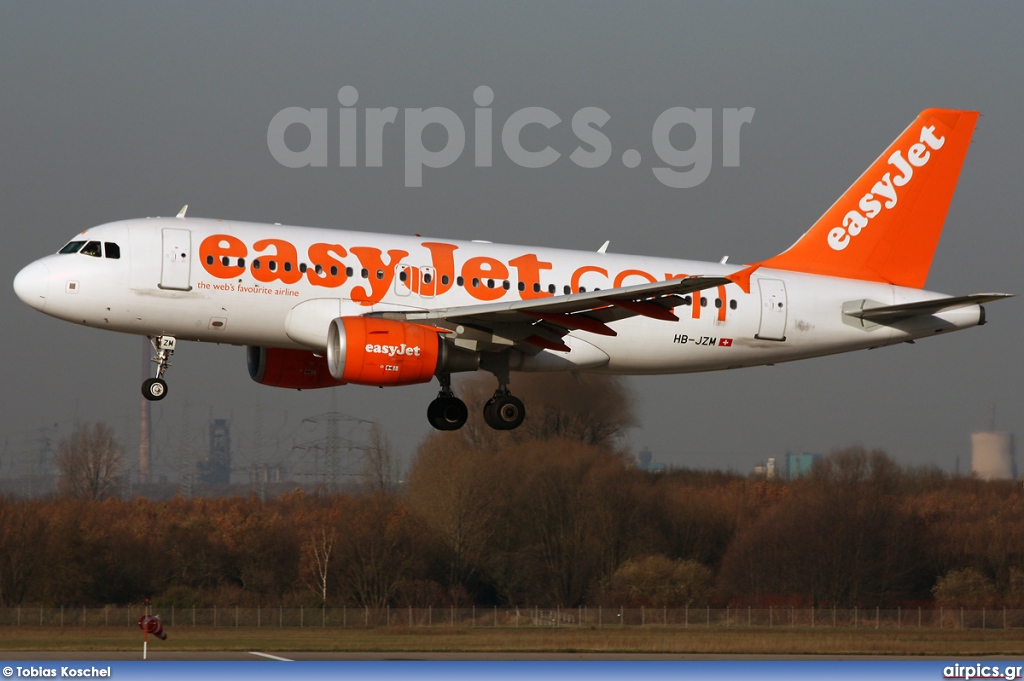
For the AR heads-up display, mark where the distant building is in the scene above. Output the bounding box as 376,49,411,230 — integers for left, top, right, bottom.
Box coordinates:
786,452,823,479
971,432,1016,481
635,447,665,472
197,419,231,485
766,457,777,480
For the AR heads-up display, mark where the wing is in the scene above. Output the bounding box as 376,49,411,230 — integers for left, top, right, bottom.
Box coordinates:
843,293,1013,323
374,265,759,353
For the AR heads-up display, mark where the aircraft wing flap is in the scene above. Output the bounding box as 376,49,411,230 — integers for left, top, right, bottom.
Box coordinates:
394,275,733,325
375,272,746,350
844,293,1013,322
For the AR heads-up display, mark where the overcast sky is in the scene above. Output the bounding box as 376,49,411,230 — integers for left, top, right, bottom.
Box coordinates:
2,1,1022,482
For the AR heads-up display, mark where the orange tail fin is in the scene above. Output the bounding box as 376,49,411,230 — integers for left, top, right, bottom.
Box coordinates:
761,109,978,288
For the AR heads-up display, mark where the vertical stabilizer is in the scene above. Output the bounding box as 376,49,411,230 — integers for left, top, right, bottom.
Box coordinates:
761,109,978,288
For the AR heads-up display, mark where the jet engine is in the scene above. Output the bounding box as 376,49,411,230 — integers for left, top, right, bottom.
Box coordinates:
327,317,477,386
246,346,346,389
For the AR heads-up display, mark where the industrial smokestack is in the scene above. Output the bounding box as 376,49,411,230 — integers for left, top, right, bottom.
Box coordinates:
971,432,1015,481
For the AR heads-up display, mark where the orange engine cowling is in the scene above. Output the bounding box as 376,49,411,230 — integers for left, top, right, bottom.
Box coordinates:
327,317,443,386
247,346,347,389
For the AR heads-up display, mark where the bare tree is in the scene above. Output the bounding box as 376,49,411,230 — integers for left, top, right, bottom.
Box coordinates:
304,524,336,606
454,372,638,451
56,422,122,500
0,499,45,605
361,422,399,493
406,432,495,590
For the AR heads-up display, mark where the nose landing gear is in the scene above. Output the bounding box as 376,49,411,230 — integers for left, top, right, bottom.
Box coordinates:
142,335,176,401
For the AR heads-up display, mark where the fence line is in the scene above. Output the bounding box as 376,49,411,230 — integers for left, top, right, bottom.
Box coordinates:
0,607,1021,629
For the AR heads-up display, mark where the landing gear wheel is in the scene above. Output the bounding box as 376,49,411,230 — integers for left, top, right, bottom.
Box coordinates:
142,377,168,401
483,394,525,430
144,335,176,402
427,396,469,431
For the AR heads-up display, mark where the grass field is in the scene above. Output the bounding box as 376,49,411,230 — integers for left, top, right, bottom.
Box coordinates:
2,626,1024,655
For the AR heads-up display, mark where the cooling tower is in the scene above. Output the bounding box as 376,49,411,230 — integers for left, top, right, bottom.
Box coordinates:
971,432,1016,481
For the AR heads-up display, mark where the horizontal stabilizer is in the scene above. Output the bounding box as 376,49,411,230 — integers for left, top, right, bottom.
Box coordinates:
843,293,1013,322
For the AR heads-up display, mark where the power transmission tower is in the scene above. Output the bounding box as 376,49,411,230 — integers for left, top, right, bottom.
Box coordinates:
293,394,371,494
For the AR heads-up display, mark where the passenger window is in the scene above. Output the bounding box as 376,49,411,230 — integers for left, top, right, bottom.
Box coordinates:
253,259,261,270
563,285,570,295
533,283,541,293
206,255,214,265
346,267,354,277
486,279,495,289
104,243,120,259
700,297,707,307
269,261,277,272
457,276,465,286
730,299,737,310
548,284,556,294
399,270,407,282
59,241,86,254
424,273,433,284
299,263,307,273
315,264,323,275
376,269,384,280
361,268,369,278
715,298,722,309
238,258,245,268
284,262,292,272
502,280,510,290
221,256,230,266
441,275,450,285
518,281,525,292
330,266,338,276
81,241,102,258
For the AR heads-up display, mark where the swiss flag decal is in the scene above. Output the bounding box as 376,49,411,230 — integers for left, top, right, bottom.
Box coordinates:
719,338,733,347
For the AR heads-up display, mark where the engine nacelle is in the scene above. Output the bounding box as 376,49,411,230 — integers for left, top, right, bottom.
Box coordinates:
246,346,347,389
327,317,451,386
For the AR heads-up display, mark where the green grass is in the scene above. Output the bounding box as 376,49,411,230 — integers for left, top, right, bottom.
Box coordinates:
2,626,1024,655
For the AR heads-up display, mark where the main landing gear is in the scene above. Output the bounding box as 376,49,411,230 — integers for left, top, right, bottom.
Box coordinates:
426,373,526,432
142,335,176,401
427,373,469,431
483,387,525,431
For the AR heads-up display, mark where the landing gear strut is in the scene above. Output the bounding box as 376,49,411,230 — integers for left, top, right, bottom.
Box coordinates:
483,387,526,431
142,335,176,401
427,373,468,431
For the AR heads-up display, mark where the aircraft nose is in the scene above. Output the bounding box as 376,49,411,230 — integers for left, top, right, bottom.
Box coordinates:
13,260,50,311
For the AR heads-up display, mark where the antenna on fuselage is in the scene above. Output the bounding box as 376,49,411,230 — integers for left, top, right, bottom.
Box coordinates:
597,241,610,254
176,205,188,219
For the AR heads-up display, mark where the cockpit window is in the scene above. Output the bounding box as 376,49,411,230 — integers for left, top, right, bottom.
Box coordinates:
59,241,86,254
104,242,120,259
80,241,102,258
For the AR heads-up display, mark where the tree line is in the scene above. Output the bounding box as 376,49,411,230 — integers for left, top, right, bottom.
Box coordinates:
2,374,1023,610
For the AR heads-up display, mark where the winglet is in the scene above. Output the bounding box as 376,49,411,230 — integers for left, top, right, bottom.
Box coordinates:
176,205,189,219
727,264,760,294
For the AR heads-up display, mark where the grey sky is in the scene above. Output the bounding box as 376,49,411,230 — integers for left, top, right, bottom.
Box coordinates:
2,1,1021,481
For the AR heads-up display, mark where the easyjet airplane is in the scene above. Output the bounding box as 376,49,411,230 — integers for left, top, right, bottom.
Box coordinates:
12,109,1011,431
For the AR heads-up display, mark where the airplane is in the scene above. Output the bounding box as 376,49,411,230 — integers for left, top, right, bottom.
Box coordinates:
12,108,1011,432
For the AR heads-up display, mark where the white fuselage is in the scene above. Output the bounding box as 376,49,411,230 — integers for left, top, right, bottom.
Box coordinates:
14,216,983,376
